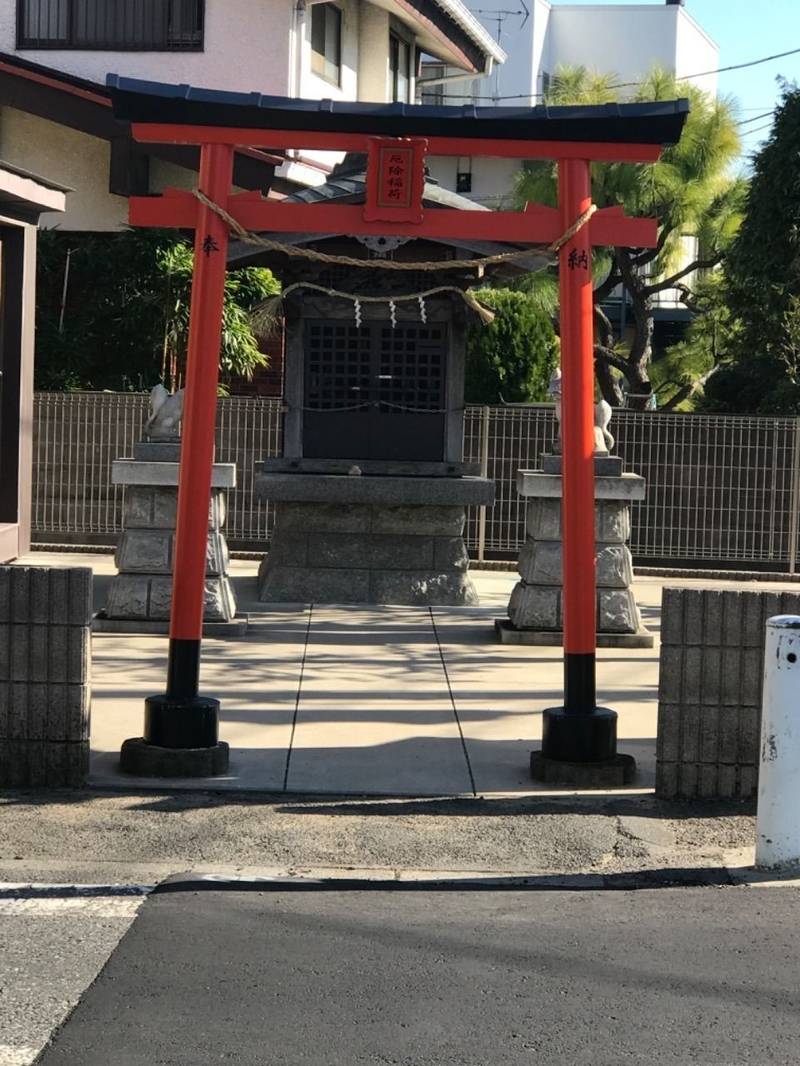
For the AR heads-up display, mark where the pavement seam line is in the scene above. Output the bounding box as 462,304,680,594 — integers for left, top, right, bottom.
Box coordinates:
428,606,477,797
282,603,314,792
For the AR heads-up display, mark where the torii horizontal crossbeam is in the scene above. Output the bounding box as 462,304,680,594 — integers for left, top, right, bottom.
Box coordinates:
129,190,657,248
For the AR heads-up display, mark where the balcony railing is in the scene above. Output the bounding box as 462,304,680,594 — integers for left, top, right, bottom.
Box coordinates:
17,0,204,51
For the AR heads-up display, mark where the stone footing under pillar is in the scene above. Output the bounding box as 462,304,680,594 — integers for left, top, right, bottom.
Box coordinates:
495,619,654,648
530,751,637,787
119,738,230,778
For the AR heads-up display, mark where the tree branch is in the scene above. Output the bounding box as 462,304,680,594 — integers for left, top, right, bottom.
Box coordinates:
594,345,629,375
659,364,722,411
592,266,622,305
630,227,670,269
642,254,723,296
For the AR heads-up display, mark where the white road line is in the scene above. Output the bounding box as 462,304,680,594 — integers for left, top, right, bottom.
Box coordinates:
0,897,145,918
0,1046,41,1066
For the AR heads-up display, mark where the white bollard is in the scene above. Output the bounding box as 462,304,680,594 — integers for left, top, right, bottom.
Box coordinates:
756,615,800,868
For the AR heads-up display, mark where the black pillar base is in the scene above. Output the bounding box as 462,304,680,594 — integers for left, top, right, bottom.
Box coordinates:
118,693,229,779
120,737,230,778
529,705,636,788
541,705,618,762
145,694,220,749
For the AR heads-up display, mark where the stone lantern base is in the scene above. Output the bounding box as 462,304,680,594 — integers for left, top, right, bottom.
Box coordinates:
97,442,239,632
497,464,654,648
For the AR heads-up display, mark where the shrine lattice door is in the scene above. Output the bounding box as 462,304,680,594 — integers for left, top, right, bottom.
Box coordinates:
303,318,448,462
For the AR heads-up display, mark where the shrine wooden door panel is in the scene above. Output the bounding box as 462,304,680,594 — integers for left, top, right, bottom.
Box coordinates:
303,319,447,461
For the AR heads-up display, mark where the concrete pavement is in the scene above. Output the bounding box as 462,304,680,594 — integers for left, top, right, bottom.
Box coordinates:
18,551,791,797
12,552,674,795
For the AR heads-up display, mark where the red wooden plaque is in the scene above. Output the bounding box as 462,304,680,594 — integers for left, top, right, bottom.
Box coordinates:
364,136,427,224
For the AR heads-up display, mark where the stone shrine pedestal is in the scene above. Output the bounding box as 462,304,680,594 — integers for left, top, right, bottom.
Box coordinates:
256,470,494,606
99,442,239,630
497,461,653,648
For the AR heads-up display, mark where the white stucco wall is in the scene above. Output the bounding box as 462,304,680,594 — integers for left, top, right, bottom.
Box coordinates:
0,109,128,229
530,0,551,101
674,8,718,97
425,154,519,209
358,2,390,102
546,5,680,92
0,0,294,94
482,0,549,105
289,0,362,178
0,111,250,231
489,3,719,103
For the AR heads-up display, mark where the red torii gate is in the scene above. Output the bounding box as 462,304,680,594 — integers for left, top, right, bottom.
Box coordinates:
110,78,688,779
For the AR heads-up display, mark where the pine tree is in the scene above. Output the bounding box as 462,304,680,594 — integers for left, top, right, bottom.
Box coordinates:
702,83,800,413
516,66,745,408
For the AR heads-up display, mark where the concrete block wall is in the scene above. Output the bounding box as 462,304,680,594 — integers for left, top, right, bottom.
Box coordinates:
0,567,92,788
657,587,800,800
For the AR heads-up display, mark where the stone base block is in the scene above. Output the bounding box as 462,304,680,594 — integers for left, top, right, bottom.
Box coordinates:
259,562,479,606
133,441,181,462
105,574,236,622
518,539,634,588
122,485,227,531
273,501,467,537
494,619,655,649
530,751,637,788
541,453,624,477
115,528,229,576
525,497,632,545
508,581,645,635
120,737,230,778
259,498,480,606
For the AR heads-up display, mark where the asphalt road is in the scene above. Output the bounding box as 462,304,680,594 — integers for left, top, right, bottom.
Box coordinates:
0,886,146,1066
34,880,800,1066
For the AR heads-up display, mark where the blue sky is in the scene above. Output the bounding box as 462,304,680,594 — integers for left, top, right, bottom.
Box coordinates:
550,0,800,162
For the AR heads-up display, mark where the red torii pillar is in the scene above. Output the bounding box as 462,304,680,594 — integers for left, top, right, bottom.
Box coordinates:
115,109,672,780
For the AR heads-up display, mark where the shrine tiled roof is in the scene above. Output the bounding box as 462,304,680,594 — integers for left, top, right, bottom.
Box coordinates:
286,168,487,213
108,76,689,147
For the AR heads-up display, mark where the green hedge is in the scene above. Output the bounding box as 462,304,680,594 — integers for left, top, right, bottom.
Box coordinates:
465,288,558,404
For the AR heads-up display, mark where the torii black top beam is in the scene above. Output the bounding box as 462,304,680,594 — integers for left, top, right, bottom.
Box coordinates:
108,75,689,147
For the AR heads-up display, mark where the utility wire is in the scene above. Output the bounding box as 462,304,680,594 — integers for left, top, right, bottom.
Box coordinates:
743,120,777,139
611,44,800,89
426,44,800,103
737,110,775,126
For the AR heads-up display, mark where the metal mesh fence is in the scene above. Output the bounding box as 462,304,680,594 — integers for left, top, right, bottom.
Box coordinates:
32,392,283,546
31,392,800,569
463,406,800,566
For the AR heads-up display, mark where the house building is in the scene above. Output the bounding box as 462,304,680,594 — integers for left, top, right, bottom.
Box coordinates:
422,0,717,207
0,161,67,560
0,0,505,230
